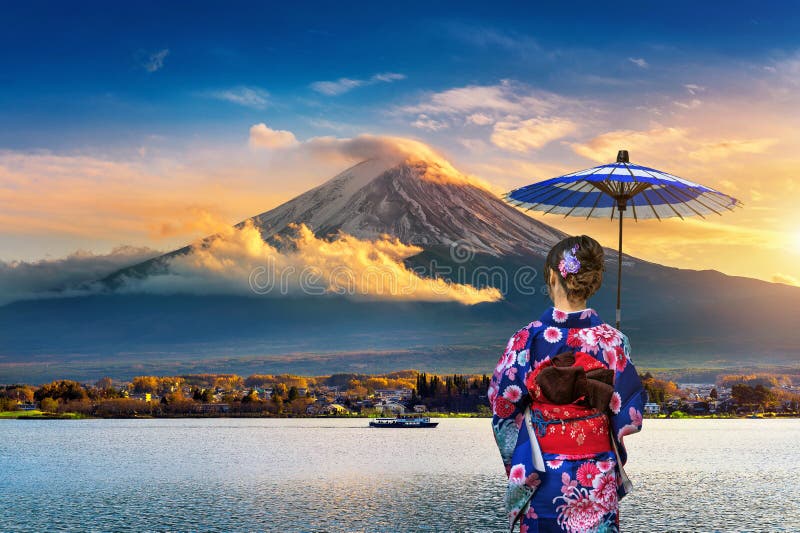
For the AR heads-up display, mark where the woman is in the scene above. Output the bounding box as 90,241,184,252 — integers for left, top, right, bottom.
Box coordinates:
489,235,645,533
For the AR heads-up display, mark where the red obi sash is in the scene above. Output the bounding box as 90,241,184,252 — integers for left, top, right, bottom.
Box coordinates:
524,350,613,455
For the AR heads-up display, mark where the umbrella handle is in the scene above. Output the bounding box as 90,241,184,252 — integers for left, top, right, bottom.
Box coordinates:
616,202,623,330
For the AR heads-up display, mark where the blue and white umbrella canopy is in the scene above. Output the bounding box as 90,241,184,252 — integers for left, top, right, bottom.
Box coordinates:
503,151,743,329
504,151,743,221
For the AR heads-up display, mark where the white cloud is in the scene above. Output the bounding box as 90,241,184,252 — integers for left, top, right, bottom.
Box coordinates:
396,82,592,151
311,78,364,96
248,123,299,149
0,246,160,305
247,128,490,189
687,138,778,160
411,114,448,131
0,222,501,306
310,72,406,95
490,116,577,152
684,84,706,95
628,57,648,69
467,113,494,126
571,126,778,165
142,49,169,72
122,221,501,305
673,98,702,109
372,72,406,83
400,80,568,117
209,86,269,109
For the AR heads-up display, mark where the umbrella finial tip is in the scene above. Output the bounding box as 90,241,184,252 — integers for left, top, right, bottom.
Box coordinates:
616,150,629,163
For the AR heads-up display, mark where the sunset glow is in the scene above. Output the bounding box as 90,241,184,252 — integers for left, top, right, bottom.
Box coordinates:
1,2,799,287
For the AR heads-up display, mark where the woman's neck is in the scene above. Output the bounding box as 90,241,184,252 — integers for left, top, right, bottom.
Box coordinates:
552,297,588,313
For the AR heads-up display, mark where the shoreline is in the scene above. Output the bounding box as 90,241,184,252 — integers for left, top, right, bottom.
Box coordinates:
2,410,798,420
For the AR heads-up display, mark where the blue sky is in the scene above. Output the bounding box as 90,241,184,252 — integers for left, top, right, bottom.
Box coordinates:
1,1,800,286
3,0,798,150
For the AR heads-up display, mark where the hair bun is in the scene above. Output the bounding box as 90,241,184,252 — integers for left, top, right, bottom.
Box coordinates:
545,235,605,301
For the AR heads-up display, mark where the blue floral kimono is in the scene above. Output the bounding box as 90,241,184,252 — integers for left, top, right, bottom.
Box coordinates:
489,306,645,533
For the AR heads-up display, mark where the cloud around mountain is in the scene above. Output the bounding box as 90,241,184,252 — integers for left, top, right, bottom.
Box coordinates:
117,221,502,305
248,126,493,190
0,246,161,306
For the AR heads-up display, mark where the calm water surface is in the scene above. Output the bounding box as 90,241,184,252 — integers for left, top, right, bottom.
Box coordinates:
1,418,798,532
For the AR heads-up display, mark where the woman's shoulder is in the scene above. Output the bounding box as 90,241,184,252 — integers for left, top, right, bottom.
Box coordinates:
510,318,546,339
500,319,547,359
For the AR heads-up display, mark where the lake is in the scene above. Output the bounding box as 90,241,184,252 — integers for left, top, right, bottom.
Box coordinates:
1,418,798,532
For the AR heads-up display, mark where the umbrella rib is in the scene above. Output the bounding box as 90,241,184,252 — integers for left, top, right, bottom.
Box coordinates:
563,181,599,218
697,190,742,212
507,179,561,200
658,186,707,219
657,181,729,214
649,186,686,220
522,180,584,212
585,190,603,219
669,187,724,216
640,190,662,221
521,183,579,210
622,164,643,222
637,166,734,214
543,181,595,215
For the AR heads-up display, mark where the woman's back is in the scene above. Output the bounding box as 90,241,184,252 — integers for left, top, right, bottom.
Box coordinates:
489,236,645,533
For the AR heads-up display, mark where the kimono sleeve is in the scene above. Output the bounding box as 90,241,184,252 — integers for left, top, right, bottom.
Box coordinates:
609,332,645,467
488,327,532,476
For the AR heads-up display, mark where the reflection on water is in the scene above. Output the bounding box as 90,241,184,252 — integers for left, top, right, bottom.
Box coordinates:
1,418,798,532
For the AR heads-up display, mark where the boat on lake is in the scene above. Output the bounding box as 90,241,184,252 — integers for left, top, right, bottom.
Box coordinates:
369,414,439,428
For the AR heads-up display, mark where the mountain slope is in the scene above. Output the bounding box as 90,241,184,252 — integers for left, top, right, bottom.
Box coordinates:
103,156,649,286
2,155,799,383
247,158,568,255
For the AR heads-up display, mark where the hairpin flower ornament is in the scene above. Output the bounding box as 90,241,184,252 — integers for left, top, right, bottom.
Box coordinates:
558,244,581,278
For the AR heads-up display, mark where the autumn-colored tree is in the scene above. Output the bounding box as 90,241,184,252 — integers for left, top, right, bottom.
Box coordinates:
0,397,18,411
241,390,261,403
192,387,215,402
34,380,88,402
96,377,114,389
131,376,160,394
366,377,389,390
4,385,35,403
40,397,59,412
719,374,781,388
245,374,276,388
270,394,284,414
212,375,243,391
732,383,775,409
284,396,313,415
640,374,678,404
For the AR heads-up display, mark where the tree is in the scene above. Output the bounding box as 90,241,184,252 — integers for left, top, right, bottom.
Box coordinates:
270,394,283,414
193,388,214,402
4,385,35,403
40,397,59,412
214,375,244,391
34,380,88,402
131,376,160,394
274,383,288,398
287,386,298,402
710,388,718,400
241,390,261,403
96,377,114,389
732,384,756,406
